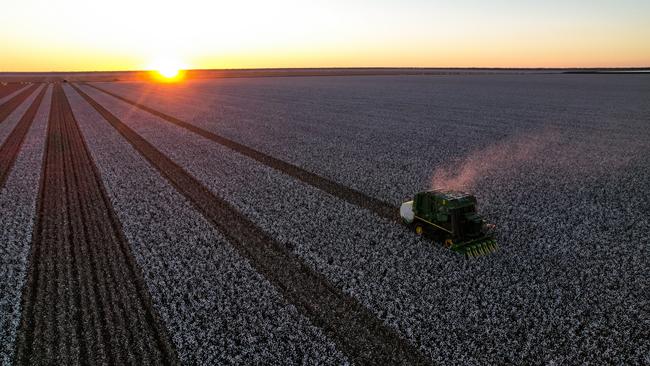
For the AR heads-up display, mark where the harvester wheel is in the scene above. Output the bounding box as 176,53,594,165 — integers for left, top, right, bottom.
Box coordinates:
415,225,424,235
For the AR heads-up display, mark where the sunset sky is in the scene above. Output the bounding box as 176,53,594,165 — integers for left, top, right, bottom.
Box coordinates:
1,0,649,72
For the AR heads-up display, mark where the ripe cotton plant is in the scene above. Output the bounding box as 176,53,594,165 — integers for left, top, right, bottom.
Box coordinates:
430,129,559,191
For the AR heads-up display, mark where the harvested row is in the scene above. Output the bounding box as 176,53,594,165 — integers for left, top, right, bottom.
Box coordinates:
72,84,431,365
0,85,39,124
0,85,51,365
78,80,650,364
86,83,398,221
63,84,348,365
0,83,27,99
14,84,178,365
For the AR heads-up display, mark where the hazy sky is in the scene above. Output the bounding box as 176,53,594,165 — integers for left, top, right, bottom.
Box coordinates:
1,0,649,71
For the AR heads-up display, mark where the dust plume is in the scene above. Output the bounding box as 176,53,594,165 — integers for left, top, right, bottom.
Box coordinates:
431,129,556,191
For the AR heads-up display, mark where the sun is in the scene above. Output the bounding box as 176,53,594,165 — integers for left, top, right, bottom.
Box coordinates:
159,66,179,78
148,57,187,82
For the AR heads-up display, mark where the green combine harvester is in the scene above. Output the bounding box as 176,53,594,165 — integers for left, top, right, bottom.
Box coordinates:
400,190,497,257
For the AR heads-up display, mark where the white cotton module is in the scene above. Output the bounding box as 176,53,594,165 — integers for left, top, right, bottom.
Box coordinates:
399,200,414,223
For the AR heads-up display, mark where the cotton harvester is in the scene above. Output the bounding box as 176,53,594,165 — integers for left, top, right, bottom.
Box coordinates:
400,190,497,257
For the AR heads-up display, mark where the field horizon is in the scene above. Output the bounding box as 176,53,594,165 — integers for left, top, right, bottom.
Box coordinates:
2,66,649,82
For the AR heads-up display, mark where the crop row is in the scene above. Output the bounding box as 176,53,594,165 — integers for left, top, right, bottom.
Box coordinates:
0,85,50,365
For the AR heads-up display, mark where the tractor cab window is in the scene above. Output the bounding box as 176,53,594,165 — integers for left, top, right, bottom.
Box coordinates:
425,198,433,212
421,195,435,213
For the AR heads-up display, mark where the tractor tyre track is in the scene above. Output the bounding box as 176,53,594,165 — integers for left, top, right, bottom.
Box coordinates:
73,85,431,365
14,84,179,365
85,83,399,222
0,85,40,124
0,86,47,190
0,84,27,99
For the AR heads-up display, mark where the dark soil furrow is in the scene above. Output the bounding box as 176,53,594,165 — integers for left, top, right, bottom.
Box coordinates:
86,83,399,221
14,84,180,365
0,86,46,191
73,85,431,365
59,98,83,363
0,85,39,124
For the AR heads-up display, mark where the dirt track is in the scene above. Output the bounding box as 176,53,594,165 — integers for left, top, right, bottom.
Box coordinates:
72,83,431,365
13,84,179,365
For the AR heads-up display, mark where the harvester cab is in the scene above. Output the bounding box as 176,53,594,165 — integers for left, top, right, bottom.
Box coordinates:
400,190,497,257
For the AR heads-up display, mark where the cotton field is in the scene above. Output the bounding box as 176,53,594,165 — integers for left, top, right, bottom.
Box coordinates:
0,74,648,365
